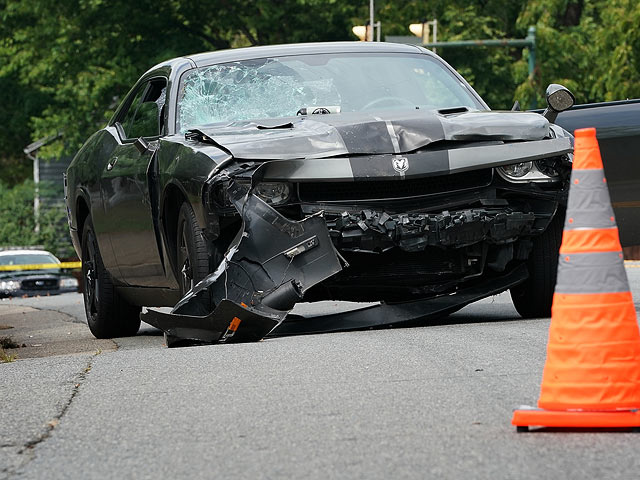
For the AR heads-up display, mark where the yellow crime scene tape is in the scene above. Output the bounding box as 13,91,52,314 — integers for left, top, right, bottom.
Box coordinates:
0,261,82,272
1,261,637,271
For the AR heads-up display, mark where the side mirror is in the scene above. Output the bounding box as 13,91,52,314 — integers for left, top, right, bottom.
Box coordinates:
542,84,575,123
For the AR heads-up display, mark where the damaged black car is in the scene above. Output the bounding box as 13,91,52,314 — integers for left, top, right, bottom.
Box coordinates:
65,42,579,345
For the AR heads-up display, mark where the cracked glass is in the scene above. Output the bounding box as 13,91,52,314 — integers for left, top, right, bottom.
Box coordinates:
177,53,484,132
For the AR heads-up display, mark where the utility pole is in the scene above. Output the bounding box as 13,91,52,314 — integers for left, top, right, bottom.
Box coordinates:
352,1,381,42
369,0,374,42
33,154,40,233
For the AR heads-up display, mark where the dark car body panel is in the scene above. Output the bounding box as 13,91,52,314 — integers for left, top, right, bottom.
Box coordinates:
553,99,640,246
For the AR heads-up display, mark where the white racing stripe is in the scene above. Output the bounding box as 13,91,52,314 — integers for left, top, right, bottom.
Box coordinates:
384,121,401,154
384,120,407,178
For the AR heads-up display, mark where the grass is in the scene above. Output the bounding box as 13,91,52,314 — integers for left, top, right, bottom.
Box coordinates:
0,336,20,363
0,348,17,363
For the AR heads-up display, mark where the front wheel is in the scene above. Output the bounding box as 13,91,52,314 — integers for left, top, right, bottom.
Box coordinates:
175,202,210,297
510,211,564,318
81,218,141,338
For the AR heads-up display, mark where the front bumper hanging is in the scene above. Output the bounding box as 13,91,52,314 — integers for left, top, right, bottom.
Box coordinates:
142,179,342,346
142,179,532,347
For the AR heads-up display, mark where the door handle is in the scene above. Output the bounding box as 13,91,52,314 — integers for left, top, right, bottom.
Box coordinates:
106,157,118,171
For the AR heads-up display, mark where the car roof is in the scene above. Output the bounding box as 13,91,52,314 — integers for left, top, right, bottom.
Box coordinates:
0,249,57,257
185,41,427,68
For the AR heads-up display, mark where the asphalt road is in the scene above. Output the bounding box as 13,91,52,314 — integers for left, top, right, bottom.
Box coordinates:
2,264,640,479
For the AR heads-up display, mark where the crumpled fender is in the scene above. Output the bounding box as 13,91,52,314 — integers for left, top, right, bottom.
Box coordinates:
142,178,342,346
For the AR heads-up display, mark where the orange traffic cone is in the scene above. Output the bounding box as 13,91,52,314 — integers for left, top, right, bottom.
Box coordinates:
512,127,640,431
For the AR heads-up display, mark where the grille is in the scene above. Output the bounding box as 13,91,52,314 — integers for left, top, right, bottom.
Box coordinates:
332,248,466,285
298,169,492,202
21,279,58,291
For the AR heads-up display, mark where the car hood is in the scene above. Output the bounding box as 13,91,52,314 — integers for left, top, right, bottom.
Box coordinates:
185,109,551,160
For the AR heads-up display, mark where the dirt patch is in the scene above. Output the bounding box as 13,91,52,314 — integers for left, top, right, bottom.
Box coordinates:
0,335,21,349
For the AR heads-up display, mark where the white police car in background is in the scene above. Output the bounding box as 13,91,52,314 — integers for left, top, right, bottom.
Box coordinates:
0,249,78,298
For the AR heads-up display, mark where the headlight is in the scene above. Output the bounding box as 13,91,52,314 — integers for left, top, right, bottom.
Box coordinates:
208,180,292,209
535,159,560,178
0,280,20,291
254,182,291,205
500,162,533,178
498,158,564,183
60,277,79,288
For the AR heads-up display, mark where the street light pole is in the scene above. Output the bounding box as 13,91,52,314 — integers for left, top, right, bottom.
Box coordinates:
432,19,437,54
352,2,381,42
33,154,40,233
369,0,374,42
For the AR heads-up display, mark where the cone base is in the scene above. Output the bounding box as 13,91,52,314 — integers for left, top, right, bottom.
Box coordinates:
512,407,640,430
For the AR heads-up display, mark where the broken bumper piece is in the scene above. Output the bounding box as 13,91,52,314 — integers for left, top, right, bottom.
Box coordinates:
142,179,343,347
271,263,528,336
142,299,281,346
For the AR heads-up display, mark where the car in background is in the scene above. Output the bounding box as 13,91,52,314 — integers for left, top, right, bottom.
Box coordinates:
0,249,79,298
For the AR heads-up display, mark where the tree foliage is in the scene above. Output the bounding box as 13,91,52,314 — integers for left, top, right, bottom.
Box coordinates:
0,0,359,164
0,0,638,172
0,180,74,258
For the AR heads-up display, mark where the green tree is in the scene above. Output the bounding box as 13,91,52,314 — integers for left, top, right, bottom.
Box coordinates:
0,0,359,164
0,180,74,258
375,0,526,108
515,0,640,105
1,0,639,172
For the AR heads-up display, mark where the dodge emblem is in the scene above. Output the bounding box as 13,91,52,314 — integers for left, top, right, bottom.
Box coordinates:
392,156,409,174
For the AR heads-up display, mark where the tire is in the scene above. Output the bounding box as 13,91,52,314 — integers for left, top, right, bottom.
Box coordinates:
176,202,210,296
81,218,141,338
510,210,564,318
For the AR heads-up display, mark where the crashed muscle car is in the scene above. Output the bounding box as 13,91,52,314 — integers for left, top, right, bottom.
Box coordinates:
66,42,578,345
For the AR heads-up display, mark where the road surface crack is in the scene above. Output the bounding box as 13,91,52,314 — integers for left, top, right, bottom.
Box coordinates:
2,349,102,479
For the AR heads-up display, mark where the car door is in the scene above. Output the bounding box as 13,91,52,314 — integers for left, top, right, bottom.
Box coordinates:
100,77,168,287
554,101,640,246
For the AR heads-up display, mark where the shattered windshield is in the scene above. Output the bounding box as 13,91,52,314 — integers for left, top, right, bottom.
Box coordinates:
177,53,484,132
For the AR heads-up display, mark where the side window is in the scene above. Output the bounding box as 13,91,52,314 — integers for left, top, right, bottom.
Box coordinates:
117,78,167,140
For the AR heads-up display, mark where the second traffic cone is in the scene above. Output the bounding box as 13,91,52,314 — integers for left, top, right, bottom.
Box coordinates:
512,127,640,431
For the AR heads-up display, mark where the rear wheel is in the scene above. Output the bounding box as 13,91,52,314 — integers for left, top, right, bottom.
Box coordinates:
81,218,141,338
510,211,564,318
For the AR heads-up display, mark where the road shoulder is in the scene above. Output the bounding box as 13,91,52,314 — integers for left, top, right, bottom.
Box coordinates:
0,304,115,360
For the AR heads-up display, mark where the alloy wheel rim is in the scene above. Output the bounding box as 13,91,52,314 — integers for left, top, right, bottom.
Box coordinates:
83,233,98,318
178,227,193,294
